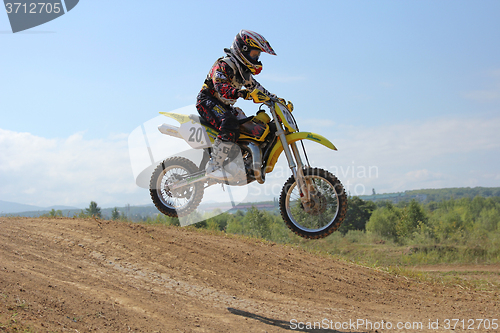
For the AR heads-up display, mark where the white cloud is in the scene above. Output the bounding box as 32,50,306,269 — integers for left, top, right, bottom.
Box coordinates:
401,169,451,190
0,129,142,208
299,115,500,195
338,116,500,161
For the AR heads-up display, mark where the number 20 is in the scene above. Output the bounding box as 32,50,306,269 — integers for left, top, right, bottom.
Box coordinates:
188,127,203,143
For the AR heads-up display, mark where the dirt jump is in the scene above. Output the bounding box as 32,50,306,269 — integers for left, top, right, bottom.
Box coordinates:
1,217,498,332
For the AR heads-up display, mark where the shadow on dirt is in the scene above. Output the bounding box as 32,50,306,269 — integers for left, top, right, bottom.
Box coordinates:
227,308,364,333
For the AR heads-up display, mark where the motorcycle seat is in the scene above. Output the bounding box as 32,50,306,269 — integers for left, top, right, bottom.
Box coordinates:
189,114,217,130
189,114,255,129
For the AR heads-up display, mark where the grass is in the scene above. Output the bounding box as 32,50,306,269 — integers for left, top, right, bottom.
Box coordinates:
420,270,500,292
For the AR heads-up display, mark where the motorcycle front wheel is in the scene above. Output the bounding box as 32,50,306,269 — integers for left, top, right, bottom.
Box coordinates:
279,167,347,239
149,157,204,218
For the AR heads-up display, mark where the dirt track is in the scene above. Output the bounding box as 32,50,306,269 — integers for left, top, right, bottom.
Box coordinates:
1,217,499,332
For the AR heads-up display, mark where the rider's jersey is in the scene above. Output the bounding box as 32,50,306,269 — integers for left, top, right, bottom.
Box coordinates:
200,57,258,109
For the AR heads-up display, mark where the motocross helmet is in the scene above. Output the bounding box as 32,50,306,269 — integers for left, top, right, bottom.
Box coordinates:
230,30,276,75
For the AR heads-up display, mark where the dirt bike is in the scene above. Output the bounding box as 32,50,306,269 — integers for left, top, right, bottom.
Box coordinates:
150,88,347,239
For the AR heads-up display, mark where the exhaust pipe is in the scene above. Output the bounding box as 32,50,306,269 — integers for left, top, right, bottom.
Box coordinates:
240,142,265,184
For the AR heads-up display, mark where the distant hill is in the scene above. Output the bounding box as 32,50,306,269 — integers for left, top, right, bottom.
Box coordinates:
3,187,499,219
0,200,78,216
0,200,77,214
1,199,280,221
359,186,500,204
0,200,43,214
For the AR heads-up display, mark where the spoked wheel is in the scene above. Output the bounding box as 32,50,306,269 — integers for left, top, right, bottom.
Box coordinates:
149,157,204,217
279,167,347,239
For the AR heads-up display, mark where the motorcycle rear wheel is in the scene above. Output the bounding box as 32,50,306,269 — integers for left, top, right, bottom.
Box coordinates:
149,157,204,217
279,167,347,239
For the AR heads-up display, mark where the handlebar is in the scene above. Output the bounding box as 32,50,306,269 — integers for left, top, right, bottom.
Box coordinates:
249,87,293,111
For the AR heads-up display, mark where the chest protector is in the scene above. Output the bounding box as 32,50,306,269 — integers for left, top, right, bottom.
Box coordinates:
220,57,254,89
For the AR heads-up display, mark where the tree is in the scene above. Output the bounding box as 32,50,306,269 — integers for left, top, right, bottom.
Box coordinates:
476,208,500,232
48,209,63,218
111,207,120,220
85,201,102,218
338,197,376,234
366,203,400,241
243,206,272,239
396,200,428,239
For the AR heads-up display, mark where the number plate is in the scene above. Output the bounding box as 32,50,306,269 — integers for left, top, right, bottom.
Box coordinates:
178,121,211,149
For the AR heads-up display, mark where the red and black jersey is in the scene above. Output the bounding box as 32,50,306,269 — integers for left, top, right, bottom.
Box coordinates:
200,57,256,109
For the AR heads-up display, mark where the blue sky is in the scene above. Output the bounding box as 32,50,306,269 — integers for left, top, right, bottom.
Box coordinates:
1,1,500,209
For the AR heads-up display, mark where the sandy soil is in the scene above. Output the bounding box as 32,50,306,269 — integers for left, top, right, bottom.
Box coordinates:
1,217,499,332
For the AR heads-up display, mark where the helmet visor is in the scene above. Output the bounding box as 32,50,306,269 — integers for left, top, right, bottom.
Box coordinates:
249,49,261,61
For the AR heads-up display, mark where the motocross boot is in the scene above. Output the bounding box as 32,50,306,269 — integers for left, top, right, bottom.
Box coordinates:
205,138,234,180
224,154,246,182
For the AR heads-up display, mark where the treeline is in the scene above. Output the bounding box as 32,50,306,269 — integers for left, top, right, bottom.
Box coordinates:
143,208,293,245
328,196,500,264
42,201,126,220
45,195,500,265
37,203,147,221
367,196,500,245
142,196,500,242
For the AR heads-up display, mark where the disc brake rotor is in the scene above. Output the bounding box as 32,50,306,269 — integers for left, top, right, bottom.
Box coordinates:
302,192,327,216
164,174,192,199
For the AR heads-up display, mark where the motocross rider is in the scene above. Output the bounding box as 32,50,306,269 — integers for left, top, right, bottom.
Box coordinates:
197,29,276,180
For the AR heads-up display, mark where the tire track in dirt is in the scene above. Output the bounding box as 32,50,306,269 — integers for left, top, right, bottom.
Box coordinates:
1,217,499,332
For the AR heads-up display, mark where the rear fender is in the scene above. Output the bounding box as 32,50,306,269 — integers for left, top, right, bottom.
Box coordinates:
265,132,337,173
160,112,192,124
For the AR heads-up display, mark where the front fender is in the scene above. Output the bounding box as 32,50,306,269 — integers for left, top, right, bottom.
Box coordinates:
265,132,337,173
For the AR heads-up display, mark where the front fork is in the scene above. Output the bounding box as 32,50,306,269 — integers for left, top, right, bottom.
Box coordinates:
290,142,313,203
273,120,312,204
